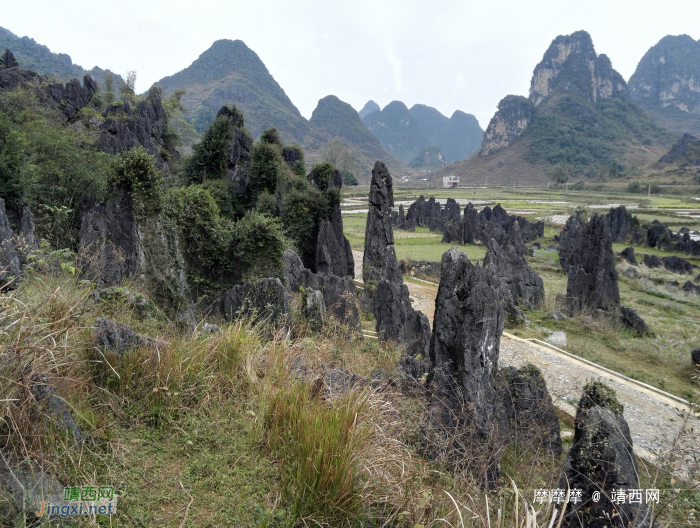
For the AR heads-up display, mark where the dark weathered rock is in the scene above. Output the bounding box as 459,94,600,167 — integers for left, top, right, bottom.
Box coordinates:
283,249,360,329
631,229,646,246
30,373,82,442
691,348,700,365
642,254,662,269
208,278,288,326
646,220,674,250
45,75,97,120
621,246,637,265
78,187,192,321
558,382,657,528
605,205,631,243
683,280,700,295
496,364,562,454
217,106,252,193
0,198,21,288
94,317,158,356
661,255,693,274
558,211,585,272
619,306,649,336
462,202,479,244
0,462,68,523
397,355,431,384
315,215,354,278
484,235,545,311
427,248,504,486
302,288,326,331
281,146,303,171
373,280,430,357
100,86,174,170
563,213,620,315
1,48,19,69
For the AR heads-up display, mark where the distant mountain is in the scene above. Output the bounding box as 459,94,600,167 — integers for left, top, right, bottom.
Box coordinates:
157,39,319,146
409,104,483,161
308,95,411,176
628,35,700,136
432,30,673,185
409,145,447,169
361,100,431,164
358,100,380,120
0,26,123,91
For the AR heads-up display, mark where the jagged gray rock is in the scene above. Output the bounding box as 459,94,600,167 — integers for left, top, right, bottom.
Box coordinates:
302,288,326,331
0,198,21,288
94,317,158,356
462,202,479,244
45,75,97,120
642,254,662,269
100,86,174,170
283,249,360,329
17,205,39,256
480,95,533,156
0,462,68,523
362,162,430,356
558,211,585,272
373,280,431,357
619,306,649,336
683,281,700,295
561,213,620,315
216,106,252,193
1,48,19,69
691,348,700,365
426,248,504,487
484,234,545,311
208,278,288,326
605,205,631,243
496,364,562,454
661,255,693,274
646,220,674,250
558,382,657,528
78,188,192,321
30,374,82,442
621,247,637,265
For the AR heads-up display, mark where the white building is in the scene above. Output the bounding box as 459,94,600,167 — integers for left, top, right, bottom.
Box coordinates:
443,175,459,188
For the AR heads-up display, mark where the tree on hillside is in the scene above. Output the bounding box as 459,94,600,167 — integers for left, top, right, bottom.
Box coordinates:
119,70,137,102
550,164,569,184
104,72,115,105
321,137,355,173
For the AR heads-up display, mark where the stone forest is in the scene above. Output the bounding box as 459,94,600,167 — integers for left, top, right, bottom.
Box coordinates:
0,22,699,528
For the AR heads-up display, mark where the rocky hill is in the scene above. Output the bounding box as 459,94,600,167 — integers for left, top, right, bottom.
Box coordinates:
308,95,410,176
409,105,483,161
358,100,380,120
0,26,124,91
432,30,673,185
628,35,700,136
361,100,433,165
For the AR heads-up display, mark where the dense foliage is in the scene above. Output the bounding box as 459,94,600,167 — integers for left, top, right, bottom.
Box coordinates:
185,114,233,184
109,147,164,216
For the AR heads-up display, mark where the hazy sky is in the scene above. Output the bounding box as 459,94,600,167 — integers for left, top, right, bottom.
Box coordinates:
5,1,700,128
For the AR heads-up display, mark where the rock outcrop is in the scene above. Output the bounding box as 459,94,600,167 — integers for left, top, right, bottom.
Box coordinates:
621,247,638,265
100,86,174,171
642,254,662,269
207,277,289,327
659,133,700,164
558,211,585,272
661,255,693,274
605,205,631,243
558,381,657,528
78,188,192,321
283,249,360,329
217,105,253,194
0,198,21,288
560,213,620,315
94,317,158,356
484,233,545,311
479,95,533,156
619,306,649,336
692,348,700,366
30,373,83,442
44,75,97,120
426,248,504,486
496,364,562,455
362,162,430,357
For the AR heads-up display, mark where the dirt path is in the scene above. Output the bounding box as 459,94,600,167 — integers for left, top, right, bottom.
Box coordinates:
352,250,698,475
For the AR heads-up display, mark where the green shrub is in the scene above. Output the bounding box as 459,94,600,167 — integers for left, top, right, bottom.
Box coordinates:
248,142,284,200
108,147,163,216
184,115,233,184
280,186,330,262
341,169,358,186
230,211,287,282
260,127,281,145
255,190,276,216
0,112,27,210
627,181,641,193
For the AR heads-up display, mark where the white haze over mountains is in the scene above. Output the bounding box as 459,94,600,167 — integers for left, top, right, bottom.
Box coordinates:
6,0,700,128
